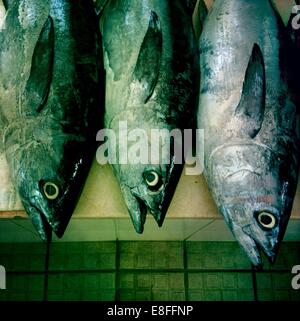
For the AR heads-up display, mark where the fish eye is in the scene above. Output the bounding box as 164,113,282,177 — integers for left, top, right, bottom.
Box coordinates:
256,212,277,230
43,182,60,200
143,170,163,192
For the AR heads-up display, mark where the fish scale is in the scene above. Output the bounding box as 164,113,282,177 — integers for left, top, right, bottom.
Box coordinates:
0,0,103,241
100,0,199,233
197,0,300,267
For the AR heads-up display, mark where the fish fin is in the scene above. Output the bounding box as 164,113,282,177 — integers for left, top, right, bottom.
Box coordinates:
235,43,266,139
192,0,208,40
21,16,54,115
132,11,162,104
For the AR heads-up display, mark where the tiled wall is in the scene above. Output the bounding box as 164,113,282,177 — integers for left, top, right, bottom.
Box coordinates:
0,241,299,301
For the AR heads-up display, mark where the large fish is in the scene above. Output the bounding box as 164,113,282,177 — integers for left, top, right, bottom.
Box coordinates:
99,0,199,233
197,0,300,267
0,0,102,241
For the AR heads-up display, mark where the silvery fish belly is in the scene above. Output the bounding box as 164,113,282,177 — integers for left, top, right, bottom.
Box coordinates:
0,0,102,241
197,0,300,267
99,0,199,233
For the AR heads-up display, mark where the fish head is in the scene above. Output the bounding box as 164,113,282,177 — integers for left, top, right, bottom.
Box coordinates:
210,143,297,267
4,120,90,241
118,160,182,234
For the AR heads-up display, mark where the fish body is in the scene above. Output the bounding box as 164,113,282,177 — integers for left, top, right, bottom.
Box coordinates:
197,0,300,266
0,0,102,240
100,0,199,233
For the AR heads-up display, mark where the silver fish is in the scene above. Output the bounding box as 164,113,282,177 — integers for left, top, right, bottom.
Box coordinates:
99,0,199,233
197,0,300,267
0,0,102,241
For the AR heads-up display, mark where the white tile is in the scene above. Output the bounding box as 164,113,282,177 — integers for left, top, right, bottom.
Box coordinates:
284,220,300,241
1,217,299,242
52,219,116,242
116,218,212,241
0,219,40,242
187,219,235,241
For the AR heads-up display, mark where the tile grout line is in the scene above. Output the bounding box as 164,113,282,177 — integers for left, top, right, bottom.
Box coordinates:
43,237,51,301
10,267,295,274
115,239,120,301
183,241,189,301
251,264,258,302
184,220,216,242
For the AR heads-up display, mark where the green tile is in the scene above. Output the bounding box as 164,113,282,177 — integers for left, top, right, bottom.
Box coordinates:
222,274,237,289
188,272,253,301
203,290,222,301
100,290,115,301
119,272,134,289
290,291,300,301
186,242,251,270
237,273,253,289
187,253,203,269
152,290,170,301
136,274,151,289
49,242,116,271
3,274,44,301
204,273,222,289
152,242,184,269
188,291,204,301
169,273,185,289
62,291,82,301
119,289,135,301
47,272,115,301
0,291,8,301
47,274,64,292
169,291,185,301
237,289,254,301
273,290,291,301
119,253,135,268
152,274,168,289
118,272,185,301
99,273,115,289
119,241,184,269
64,274,82,291
222,290,238,301
80,289,115,301
256,273,272,289
135,290,151,301
82,274,101,291
0,243,46,272
257,290,274,301
262,242,300,270
256,272,300,301
273,273,292,289
188,274,203,289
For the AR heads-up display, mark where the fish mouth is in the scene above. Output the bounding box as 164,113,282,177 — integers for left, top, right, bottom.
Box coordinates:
128,195,147,234
122,184,147,234
130,190,167,230
229,222,280,268
26,204,52,242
